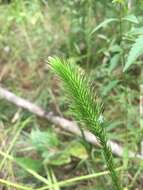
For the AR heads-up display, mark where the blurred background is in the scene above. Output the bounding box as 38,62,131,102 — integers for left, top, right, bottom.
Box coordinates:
0,0,143,189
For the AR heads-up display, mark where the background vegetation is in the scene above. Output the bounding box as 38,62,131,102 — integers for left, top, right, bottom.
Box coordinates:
0,0,143,189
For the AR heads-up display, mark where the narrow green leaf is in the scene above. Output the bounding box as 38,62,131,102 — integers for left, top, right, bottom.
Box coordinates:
127,27,143,36
108,54,120,73
123,35,143,72
102,80,119,96
90,18,118,36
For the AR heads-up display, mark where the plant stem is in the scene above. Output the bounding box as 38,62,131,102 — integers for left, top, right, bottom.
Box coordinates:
100,132,122,190
37,167,123,190
0,178,32,190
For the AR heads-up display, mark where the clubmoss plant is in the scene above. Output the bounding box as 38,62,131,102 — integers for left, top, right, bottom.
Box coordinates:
48,57,122,190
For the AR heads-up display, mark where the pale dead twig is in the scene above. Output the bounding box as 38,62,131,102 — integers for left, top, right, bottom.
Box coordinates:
0,85,142,159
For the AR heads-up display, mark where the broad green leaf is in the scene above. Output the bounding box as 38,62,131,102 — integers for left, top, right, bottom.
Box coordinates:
109,45,122,53
30,129,59,152
90,18,118,36
43,152,71,166
67,141,88,159
109,54,120,73
122,15,139,24
123,35,143,72
127,27,143,36
15,157,42,172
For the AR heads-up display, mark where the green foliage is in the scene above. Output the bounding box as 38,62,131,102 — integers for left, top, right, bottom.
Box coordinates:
43,151,71,166
90,18,118,36
16,157,42,173
67,141,88,160
122,14,139,24
49,57,122,190
124,35,143,71
30,129,59,152
101,80,119,97
29,128,88,167
49,57,102,135
112,0,125,4
0,0,143,189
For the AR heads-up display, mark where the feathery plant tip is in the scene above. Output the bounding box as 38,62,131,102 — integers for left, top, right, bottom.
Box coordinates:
49,57,102,135
48,57,122,190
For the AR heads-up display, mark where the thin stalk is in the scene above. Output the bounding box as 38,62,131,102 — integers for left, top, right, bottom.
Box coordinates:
37,167,123,190
140,85,143,129
0,118,31,170
86,0,92,67
118,4,129,185
0,178,32,190
129,163,143,188
44,165,60,190
100,132,122,190
50,168,60,190
119,3,126,68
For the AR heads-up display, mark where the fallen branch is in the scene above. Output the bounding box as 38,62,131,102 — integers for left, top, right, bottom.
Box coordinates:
0,86,142,159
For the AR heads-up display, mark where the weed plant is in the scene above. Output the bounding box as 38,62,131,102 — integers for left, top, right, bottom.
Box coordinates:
49,57,122,190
